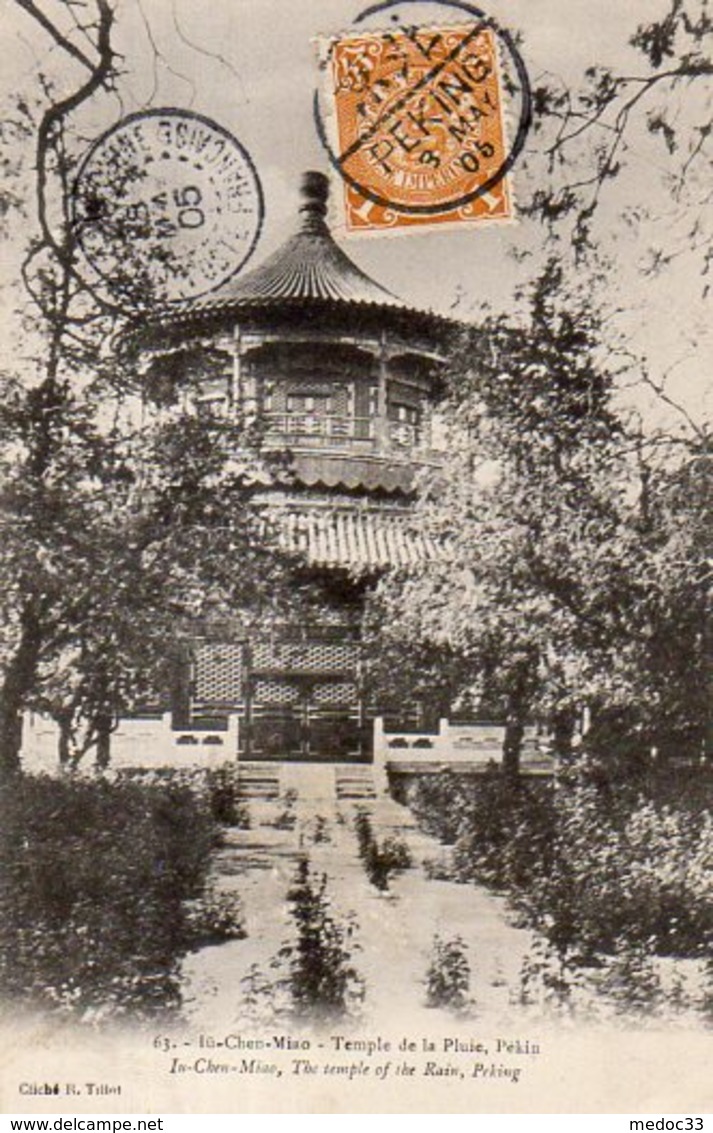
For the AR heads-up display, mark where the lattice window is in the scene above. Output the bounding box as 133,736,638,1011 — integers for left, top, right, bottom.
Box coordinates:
194,643,243,704
266,381,286,412
331,384,349,416
312,681,357,706
252,643,275,669
253,641,357,672
254,679,300,705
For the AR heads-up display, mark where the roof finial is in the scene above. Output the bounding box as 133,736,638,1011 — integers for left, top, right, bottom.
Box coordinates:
299,170,329,233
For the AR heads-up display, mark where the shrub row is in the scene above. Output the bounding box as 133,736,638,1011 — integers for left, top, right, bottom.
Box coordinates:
117,765,251,829
406,764,713,959
0,773,235,1019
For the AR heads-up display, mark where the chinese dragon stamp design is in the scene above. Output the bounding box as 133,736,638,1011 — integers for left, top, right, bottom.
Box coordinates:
317,11,530,234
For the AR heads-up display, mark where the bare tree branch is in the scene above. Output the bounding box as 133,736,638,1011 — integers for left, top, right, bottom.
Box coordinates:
34,1,115,258
639,366,709,444
13,0,96,72
171,0,249,103
136,0,197,105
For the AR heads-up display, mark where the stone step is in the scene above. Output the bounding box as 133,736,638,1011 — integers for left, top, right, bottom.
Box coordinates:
335,767,377,800
237,785,281,799
282,763,336,801
236,763,282,799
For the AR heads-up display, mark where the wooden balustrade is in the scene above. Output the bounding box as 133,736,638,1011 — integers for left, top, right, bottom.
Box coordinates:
264,412,426,453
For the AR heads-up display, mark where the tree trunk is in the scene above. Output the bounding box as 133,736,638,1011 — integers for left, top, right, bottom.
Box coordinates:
0,692,25,778
502,712,525,780
0,605,43,777
57,710,73,767
95,713,112,770
501,663,533,780
552,708,576,763
170,641,192,730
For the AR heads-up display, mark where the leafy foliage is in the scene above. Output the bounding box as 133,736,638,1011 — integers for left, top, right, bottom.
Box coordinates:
204,766,251,828
523,770,713,959
241,857,364,1025
281,857,364,1020
0,1,297,775
0,773,222,1019
408,768,554,889
0,349,290,770
424,935,472,1012
117,765,251,829
368,262,711,770
522,0,712,276
183,884,246,949
407,765,713,962
270,788,298,830
354,809,412,891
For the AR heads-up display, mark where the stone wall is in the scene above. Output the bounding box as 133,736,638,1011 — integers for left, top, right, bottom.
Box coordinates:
20,712,239,773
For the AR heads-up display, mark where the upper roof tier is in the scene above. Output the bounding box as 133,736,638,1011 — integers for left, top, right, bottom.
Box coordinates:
167,171,423,321
137,170,455,346
205,171,402,309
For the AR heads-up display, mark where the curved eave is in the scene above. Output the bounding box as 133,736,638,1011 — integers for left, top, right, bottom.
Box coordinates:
205,224,399,308
273,507,440,574
287,452,419,495
126,294,458,354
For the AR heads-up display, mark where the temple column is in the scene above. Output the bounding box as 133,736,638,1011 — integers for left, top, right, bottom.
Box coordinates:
237,327,260,420
376,332,390,452
231,325,242,412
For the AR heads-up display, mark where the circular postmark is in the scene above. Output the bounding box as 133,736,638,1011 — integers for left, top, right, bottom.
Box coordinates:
72,108,264,309
314,0,531,228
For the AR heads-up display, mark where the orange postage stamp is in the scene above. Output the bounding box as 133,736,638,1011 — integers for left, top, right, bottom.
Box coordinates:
317,17,526,234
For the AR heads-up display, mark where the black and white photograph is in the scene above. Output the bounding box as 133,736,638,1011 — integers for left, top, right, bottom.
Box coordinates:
0,0,711,1115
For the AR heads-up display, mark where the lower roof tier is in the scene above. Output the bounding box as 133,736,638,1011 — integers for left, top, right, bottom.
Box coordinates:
269,502,438,572
286,451,433,494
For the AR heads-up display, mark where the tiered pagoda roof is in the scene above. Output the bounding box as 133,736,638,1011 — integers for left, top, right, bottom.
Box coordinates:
189,171,403,313
145,171,450,337
276,506,438,572
136,172,450,573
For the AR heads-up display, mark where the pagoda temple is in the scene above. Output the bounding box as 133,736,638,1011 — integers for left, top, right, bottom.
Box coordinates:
129,171,452,764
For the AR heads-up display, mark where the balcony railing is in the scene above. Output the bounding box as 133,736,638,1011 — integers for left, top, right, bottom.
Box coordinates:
264,412,428,455
387,420,421,448
265,413,374,447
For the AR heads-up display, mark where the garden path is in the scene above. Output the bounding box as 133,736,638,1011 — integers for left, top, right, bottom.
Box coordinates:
181,771,538,1032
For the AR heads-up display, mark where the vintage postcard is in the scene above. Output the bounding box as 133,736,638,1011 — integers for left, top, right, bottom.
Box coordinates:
0,0,711,1116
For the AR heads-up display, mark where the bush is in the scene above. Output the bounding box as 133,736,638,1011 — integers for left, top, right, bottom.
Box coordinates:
118,766,251,829
404,771,477,844
282,857,363,1020
408,768,555,890
353,810,412,891
702,958,713,1022
272,809,297,830
516,935,586,1012
451,773,555,891
523,777,713,958
424,935,471,1011
270,788,297,830
204,767,251,828
0,773,219,1018
183,884,246,948
596,939,664,1015
354,808,373,857
241,857,363,1023
312,815,330,844
405,764,713,962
